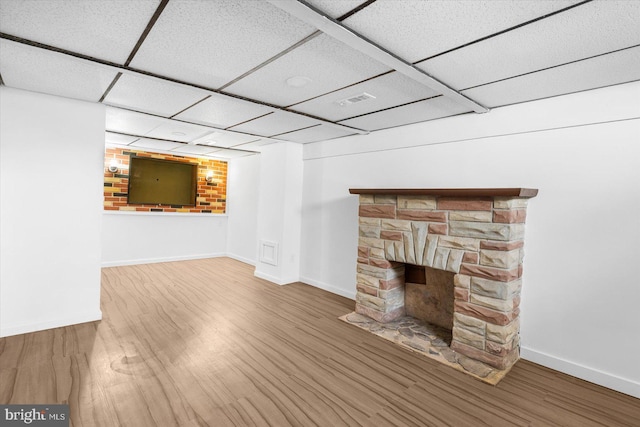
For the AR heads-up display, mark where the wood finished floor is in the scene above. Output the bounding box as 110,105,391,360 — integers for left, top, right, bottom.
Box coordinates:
0,257,638,426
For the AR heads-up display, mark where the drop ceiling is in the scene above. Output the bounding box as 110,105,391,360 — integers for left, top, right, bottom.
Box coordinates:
1,0,638,159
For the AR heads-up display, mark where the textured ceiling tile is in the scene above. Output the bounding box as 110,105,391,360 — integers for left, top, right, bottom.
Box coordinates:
0,0,160,64
190,132,260,149
203,148,258,159
170,144,220,155
144,121,214,143
228,110,321,136
129,138,186,151
105,107,169,136
418,1,640,90
129,0,316,89
174,93,274,128
340,0,580,62
304,0,368,18
275,124,358,144
105,132,138,146
224,34,391,106
0,40,118,102
339,97,472,131
461,47,640,108
103,73,208,117
291,71,440,121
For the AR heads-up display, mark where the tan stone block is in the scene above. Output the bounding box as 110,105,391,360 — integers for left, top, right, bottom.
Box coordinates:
455,301,519,326
357,264,403,280
384,241,395,261
356,293,385,310
374,195,397,204
358,237,385,249
433,247,450,270
411,222,428,263
356,304,405,323
471,277,521,300
486,318,520,344
357,257,369,265
470,293,516,312
438,236,480,251
486,340,515,356
450,221,525,241
370,247,385,259
393,241,406,262
446,249,464,273
379,277,404,290
360,204,395,219
359,225,381,238
359,217,380,226
454,312,486,336
480,240,524,251
381,219,412,231
422,234,438,267
459,264,520,282
493,197,529,209
480,249,520,269
397,195,437,210
379,287,405,310
356,284,378,296
453,326,485,350
356,273,379,288
454,274,471,288
451,341,519,370
403,232,417,264
454,287,469,302
359,194,375,204
449,210,493,222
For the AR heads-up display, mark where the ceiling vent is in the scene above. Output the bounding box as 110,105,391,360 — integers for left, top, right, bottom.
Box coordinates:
335,92,376,107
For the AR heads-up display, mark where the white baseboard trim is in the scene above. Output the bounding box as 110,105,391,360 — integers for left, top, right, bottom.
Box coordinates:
102,252,225,267
225,253,256,266
253,270,298,286
299,276,356,300
521,346,640,399
0,310,102,338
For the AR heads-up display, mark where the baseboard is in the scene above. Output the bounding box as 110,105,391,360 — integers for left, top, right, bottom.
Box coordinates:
225,253,256,266
520,346,640,399
253,270,298,285
299,276,356,300
0,310,102,338
102,252,225,267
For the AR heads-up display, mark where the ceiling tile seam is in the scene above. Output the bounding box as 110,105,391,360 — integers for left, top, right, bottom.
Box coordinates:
412,0,593,65
124,0,170,66
170,95,212,119
105,103,288,145
99,72,123,103
224,112,275,130
459,43,640,92
266,0,488,114
105,129,260,154
217,0,379,91
284,70,395,108
0,33,369,135
269,124,321,138
335,95,444,123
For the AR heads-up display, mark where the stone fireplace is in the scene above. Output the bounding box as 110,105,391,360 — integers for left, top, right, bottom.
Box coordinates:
341,188,537,383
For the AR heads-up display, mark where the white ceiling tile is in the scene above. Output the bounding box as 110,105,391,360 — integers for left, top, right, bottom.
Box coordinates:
276,124,358,144
418,1,640,90
129,0,316,89
173,93,274,128
227,139,276,151
339,97,472,131
0,40,117,102
105,132,138,146
170,144,220,155
204,148,258,159
105,107,168,135
224,34,391,106
103,73,208,117
190,131,261,148
461,46,640,108
340,0,580,62
0,0,160,64
143,121,213,143
291,71,440,121
129,138,186,151
228,110,321,136
303,0,367,19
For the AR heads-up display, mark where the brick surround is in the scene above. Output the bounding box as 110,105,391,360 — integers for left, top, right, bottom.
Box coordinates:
104,147,227,213
351,188,537,372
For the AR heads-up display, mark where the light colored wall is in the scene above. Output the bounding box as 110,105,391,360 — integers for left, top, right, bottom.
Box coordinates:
0,87,104,337
300,82,640,398
101,212,228,266
226,154,260,265
254,142,304,285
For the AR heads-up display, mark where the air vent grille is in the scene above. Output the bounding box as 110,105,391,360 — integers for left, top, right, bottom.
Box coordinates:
336,92,376,107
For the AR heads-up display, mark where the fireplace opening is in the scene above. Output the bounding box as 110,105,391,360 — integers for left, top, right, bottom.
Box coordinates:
405,264,454,333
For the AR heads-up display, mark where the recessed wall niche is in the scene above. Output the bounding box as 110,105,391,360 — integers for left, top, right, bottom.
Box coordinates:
103,147,227,214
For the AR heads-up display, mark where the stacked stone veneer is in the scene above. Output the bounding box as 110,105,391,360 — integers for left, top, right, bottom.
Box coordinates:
354,191,536,371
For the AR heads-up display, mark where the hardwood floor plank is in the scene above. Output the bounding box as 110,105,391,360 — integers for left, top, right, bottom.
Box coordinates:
1,257,638,426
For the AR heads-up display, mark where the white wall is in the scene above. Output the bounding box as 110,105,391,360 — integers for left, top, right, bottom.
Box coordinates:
299,82,640,398
254,142,304,285
0,87,104,337
226,154,260,265
101,212,228,266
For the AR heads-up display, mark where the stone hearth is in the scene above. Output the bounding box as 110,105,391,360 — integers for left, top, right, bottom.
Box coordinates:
342,188,537,383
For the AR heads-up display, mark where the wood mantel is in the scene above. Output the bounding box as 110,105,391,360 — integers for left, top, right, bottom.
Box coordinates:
349,188,538,198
